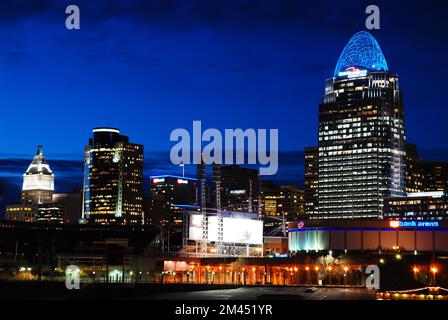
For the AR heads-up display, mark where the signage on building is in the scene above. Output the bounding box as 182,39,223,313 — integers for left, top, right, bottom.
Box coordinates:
389,220,440,229
338,66,368,79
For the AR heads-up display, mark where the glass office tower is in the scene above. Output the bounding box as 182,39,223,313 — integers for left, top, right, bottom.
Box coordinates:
317,32,406,219
82,128,144,225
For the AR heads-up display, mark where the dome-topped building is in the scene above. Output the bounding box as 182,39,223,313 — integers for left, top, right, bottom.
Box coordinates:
334,31,388,77
21,146,55,204
315,31,406,220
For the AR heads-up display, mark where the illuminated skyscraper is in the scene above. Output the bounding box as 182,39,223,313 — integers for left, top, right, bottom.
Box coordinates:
317,32,406,219
21,146,54,205
82,128,144,225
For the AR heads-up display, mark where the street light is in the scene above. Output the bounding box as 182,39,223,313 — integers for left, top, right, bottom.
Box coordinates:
431,266,438,286
305,266,310,285
343,267,349,287
314,266,320,285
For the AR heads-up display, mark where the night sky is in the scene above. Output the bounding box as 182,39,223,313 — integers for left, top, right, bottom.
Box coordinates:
1,0,448,208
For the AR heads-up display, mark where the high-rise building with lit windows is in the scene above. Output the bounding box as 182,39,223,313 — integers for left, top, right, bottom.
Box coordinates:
405,143,448,193
82,128,144,225
261,185,304,219
317,31,406,219
148,175,198,226
21,146,55,205
405,143,424,193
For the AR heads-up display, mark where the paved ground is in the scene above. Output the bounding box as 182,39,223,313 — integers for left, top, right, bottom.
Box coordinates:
142,286,376,300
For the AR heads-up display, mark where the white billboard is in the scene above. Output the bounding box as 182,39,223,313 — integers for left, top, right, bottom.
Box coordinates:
188,215,263,245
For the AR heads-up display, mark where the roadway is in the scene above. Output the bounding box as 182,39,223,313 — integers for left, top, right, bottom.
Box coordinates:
142,286,376,300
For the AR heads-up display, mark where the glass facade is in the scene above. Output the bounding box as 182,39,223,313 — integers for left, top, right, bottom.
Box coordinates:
82,128,144,225
317,33,406,219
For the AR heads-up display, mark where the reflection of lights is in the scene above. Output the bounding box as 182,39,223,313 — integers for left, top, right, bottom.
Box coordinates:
431,267,438,274
389,219,399,228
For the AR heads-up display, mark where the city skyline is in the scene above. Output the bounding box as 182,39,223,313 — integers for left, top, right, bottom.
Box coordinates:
2,1,448,218
1,2,448,304
1,0,448,157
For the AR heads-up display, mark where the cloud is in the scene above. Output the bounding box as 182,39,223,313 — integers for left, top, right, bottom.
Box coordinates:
0,0,53,22
0,149,306,204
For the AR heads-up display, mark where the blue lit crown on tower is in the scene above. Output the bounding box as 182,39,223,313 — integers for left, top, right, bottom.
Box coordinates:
334,31,388,77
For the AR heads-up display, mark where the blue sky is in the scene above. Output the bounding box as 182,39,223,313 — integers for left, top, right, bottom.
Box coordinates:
1,0,448,208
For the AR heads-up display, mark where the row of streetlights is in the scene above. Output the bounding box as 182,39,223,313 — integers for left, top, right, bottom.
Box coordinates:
162,265,355,286
413,265,439,286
